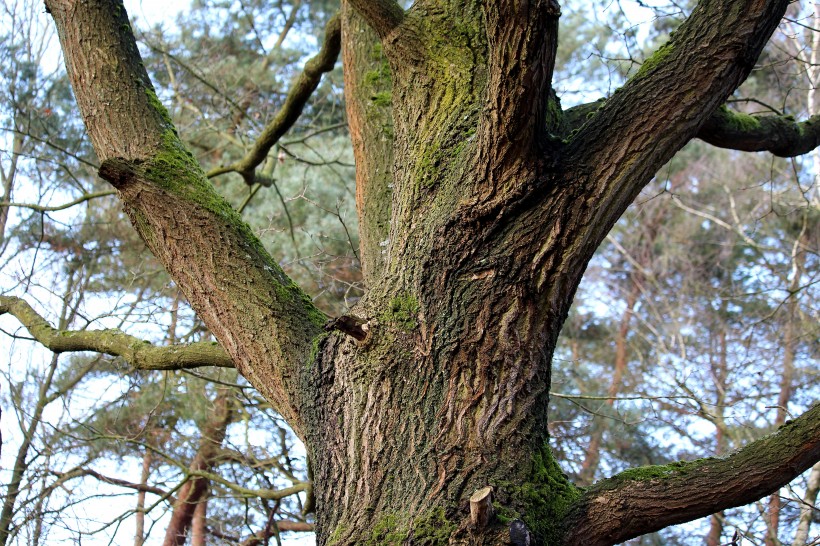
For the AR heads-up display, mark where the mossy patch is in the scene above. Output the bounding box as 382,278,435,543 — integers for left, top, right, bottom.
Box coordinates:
382,293,420,330
144,86,175,129
595,458,710,491
718,105,762,132
358,508,454,546
497,444,582,544
370,91,392,107
635,41,674,79
411,507,455,546
365,514,405,546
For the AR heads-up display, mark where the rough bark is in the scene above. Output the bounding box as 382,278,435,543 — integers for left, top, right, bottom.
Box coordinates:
46,1,820,545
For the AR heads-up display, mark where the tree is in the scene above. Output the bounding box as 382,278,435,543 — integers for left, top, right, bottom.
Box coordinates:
12,0,820,544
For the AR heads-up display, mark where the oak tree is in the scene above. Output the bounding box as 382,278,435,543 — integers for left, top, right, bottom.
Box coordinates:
29,0,820,544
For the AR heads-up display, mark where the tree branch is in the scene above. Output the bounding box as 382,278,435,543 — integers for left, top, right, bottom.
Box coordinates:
0,296,234,370
561,1,789,251
697,106,820,157
47,0,327,437
0,190,117,212
565,99,820,158
562,404,820,545
346,0,404,39
206,14,342,185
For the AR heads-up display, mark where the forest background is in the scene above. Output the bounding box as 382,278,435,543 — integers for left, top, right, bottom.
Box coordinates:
0,0,817,545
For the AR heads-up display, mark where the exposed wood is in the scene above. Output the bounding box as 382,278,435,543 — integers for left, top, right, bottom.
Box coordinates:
469,486,494,530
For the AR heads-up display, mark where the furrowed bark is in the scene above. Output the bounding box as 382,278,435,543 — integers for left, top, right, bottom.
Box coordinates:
563,403,820,545
0,296,234,370
46,0,326,436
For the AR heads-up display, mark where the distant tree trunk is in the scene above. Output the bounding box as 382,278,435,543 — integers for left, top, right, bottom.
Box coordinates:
706,329,730,546
0,131,22,247
792,462,820,546
766,230,808,546
191,497,208,546
163,390,232,546
134,449,152,546
578,284,638,485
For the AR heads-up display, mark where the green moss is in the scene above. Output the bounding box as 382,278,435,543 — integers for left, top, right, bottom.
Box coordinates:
600,458,708,489
144,86,175,129
326,524,347,546
382,294,420,330
364,42,392,109
370,91,392,106
365,514,405,546
635,42,674,79
718,105,762,132
493,501,519,525
411,507,455,545
498,444,582,544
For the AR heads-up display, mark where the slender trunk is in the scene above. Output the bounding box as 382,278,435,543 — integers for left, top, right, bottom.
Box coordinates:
792,462,820,546
0,131,23,247
0,354,59,546
191,495,207,546
706,329,730,546
162,389,232,546
578,285,639,485
134,448,153,546
766,229,808,546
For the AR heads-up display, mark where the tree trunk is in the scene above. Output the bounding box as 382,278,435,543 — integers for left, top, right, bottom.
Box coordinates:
134,448,152,546
163,389,233,546
792,462,820,546
46,0,820,545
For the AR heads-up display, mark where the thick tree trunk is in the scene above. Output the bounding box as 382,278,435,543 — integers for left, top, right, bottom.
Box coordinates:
47,1,820,545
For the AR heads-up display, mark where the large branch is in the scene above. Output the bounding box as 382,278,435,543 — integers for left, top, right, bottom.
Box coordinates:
46,0,326,437
206,15,342,186
346,0,404,39
562,403,820,545
567,101,820,158
562,0,789,246
697,106,820,157
0,296,233,370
